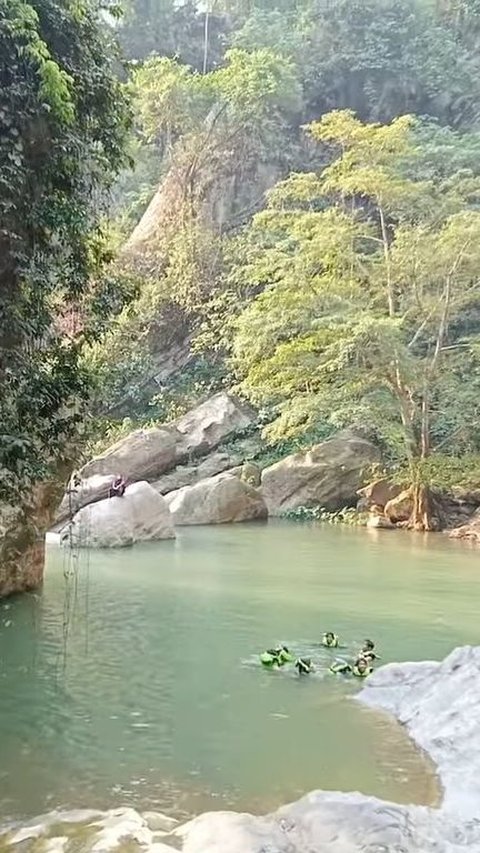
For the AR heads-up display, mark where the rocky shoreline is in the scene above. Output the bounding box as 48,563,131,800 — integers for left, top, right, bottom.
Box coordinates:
51,393,382,549
4,388,480,597
2,647,479,852
51,392,480,552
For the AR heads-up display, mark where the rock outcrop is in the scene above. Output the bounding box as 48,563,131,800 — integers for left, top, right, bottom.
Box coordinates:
1,475,67,597
80,427,177,483
63,482,175,548
152,450,245,496
261,432,381,516
68,394,256,505
173,393,255,461
165,473,267,525
449,508,480,543
360,484,480,533
0,536,45,598
360,645,480,817
384,488,414,524
357,478,403,510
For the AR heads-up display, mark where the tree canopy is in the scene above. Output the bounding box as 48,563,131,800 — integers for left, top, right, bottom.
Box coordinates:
4,0,480,548
231,111,480,523
0,0,129,545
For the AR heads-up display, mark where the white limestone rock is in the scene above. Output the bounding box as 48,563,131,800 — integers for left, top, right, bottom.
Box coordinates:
64,482,175,548
165,473,267,525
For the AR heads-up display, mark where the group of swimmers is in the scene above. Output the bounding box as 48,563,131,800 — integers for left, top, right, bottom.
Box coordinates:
259,634,379,679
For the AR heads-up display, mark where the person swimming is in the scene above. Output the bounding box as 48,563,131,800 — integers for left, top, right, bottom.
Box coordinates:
276,645,294,664
295,657,314,675
329,656,373,678
352,656,373,678
260,649,281,668
260,645,293,668
359,639,380,663
322,631,339,648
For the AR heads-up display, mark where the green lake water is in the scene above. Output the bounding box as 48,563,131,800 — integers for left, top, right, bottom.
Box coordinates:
1,521,479,824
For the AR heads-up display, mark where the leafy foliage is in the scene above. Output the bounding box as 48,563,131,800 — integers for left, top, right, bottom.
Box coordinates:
73,0,480,534
119,0,229,71
0,0,129,517
233,111,480,486
283,505,365,525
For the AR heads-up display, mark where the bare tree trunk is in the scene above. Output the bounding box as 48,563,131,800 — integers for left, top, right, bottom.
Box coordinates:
203,5,210,75
409,483,431,531
420,386,430,458
379,205,395,317
408,482,442,532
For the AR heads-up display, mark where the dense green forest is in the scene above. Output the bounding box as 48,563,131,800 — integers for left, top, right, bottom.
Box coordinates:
2,0,480,561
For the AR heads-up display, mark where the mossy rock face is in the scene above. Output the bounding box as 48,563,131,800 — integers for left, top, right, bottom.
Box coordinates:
240,461,261,488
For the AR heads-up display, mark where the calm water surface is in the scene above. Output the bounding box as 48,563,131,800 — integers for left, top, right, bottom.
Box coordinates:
1,521,479,823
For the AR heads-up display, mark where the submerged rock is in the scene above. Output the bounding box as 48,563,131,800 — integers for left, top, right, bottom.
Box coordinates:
261,431,380,516
366,513,394,529
64,482,175,548
142,812,179,833
165,473,267,525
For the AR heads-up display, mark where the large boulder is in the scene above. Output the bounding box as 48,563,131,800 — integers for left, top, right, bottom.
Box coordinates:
360,645,480,817
175,792,463,853
79,427,177,482
165,473,267,525
174,392,256,461
260,432,381,516
357,478,402,511
384,488,414,524
63,482,175,548
152,451,240,496
72,394,256,502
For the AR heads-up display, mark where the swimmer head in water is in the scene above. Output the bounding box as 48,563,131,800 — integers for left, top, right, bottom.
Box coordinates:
354,656,371,676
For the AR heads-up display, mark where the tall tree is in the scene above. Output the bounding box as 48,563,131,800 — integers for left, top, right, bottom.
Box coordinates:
118,0,229,70
233,111,480,528
233,0,480,127
0,0,130,593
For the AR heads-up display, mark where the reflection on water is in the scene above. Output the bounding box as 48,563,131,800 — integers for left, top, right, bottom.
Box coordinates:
1,521,478,822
